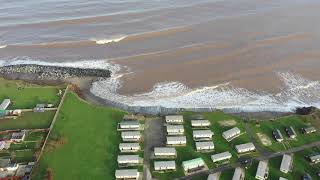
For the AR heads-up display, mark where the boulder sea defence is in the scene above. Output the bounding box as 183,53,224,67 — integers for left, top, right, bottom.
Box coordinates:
0,64,111,80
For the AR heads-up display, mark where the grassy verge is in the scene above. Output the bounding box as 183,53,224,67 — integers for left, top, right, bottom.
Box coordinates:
0,78,63,109
31,92,126,180
0,111,55,130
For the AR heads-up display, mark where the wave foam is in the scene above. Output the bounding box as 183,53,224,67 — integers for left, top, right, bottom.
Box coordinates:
91,36,127,45
90,71,320,112
0,45,7,49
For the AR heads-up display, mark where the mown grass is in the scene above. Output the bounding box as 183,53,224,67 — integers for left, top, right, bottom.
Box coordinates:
0,111,55,130
249,115,320,152
0,78,63,109
31,92,126,180
152,111,253,180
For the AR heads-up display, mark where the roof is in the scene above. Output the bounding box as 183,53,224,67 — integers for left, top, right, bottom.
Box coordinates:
256,161,268,178
11,132,25,139
222,127,241,139
235,143,255,151
0,159,10,168
279,177,288,180
118,155,139,162
119,143,140,148
120,120,140,126
154,147,176,154
167,125,184,131
280,154,292,172
191,120,210,126
211,151,232,161
121,131,140,137
196,141,214,148
167,136,186,142
154,161,176,168
193,130,213,136
207,173,220,180
165,115,183,122
304,126,316,133
115,169,138,177
182,158,205,169
309,154,320,161
232,167,244,180
0,99,10,110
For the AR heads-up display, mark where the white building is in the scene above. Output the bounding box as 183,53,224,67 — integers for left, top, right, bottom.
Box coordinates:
0,99,10,110
119,143,140,152
165,115,184,124
235,143,256,154
10,132,26,142
222,127,241,142
193,130,213,141
115,169,139,180
232,167,245,180
0,141,5,151
154,161,176,171
191,120,210,128
119,120,140,130
207,173,220,180
166,136,186,146
280,154,292,173
167,125,184,135
308,154,320,163
154,147,177,157
182,158,206,174
121,131,141,142
279,177,288,180
255,161,269,180
195,141,214,151
211,151,232,163
117,155,140,165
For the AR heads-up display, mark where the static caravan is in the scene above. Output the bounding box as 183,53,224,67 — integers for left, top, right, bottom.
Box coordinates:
211,151,232,163
0,99,10,110
166,136,186,146
191,120,210,128
207,173,220,180
235,143,256,154
182,158,206,174
280,154,292,173
165,115,184,124
308,154,320,164
279,177,288,180
195,141,214,151
119,120,140,130
302,126,317,134
255,161,269,180
10,132,26,142
222,127,241,142
119,143,140,153
117,155,140,166
154,147,177,157
272,129,284,142
285,126,297,139
154,161,176,171
121,131,141,142
232,167,245,180
166,125,184,135
193,130,213,141
115,169,139,180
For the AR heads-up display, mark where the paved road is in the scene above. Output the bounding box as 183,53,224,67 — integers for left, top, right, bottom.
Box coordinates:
176,141,320,180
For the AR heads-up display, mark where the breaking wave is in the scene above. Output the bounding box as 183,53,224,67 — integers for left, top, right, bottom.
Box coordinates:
0,45,7,49
91,36,127,45
90,70,320,112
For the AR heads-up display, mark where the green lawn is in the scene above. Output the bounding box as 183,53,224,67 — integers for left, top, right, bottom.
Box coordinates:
0,78,63,109
0,111,55,130
249,115,320,152
152,111,253,180
31,92,126,180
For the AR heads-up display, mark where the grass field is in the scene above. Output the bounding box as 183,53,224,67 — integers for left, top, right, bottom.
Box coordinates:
31,92,126,180
0,111,55,130
249,115,320,152
0,78,63,109
152,111,253,180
